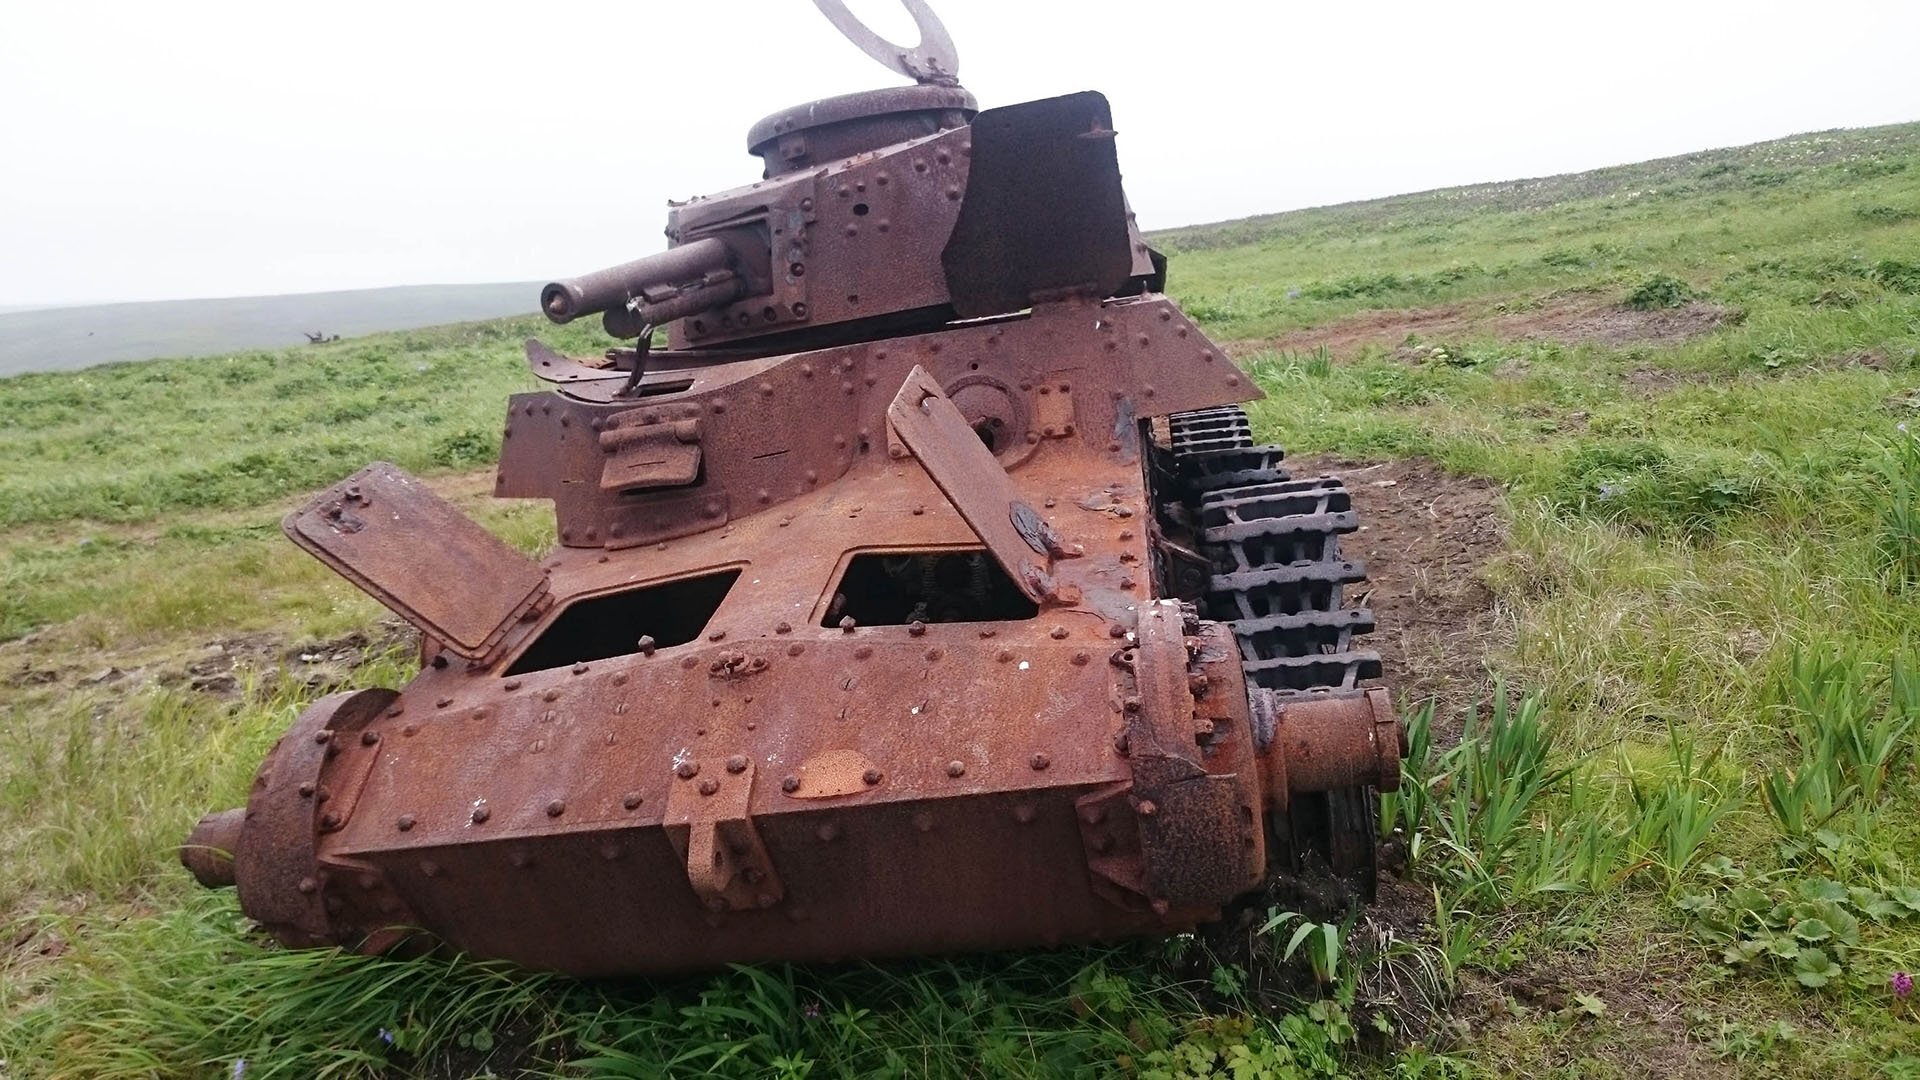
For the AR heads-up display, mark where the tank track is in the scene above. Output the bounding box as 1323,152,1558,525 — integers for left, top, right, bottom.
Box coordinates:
1163,405,1383,902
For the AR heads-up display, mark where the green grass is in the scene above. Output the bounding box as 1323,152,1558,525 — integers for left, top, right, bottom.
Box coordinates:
6,121,1920,1077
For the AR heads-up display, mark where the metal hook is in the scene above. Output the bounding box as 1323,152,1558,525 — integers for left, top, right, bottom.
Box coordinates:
810,0,961,85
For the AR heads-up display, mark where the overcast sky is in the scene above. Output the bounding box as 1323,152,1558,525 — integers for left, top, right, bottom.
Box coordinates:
2,1,1915,307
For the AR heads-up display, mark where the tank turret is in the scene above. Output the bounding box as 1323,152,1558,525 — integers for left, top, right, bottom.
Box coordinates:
181,0,1402,976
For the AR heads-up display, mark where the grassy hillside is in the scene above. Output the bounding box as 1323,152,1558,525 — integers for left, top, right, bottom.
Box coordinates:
0,282,542,376
3,121,1920,1077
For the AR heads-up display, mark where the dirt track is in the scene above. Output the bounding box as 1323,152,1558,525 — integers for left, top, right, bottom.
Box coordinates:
1246,294,1734,359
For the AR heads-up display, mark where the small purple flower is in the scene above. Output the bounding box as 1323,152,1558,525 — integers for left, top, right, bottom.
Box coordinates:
379,1028,395,1047
231,1060,248,1080
802,1001,822,1020
1894,971,1913,998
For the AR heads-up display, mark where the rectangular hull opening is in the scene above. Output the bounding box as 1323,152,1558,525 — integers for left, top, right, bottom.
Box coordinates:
505,568,741,675
823,551,1037,627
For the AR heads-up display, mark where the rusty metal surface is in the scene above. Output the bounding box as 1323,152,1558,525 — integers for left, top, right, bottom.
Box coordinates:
495,295,1260,555
941,92,1134,319
181,808,244,888
1251,687,1403,813
285,463,549,662
187,0,1402,977
1122,603,1264,907
541,237,735,326
234,688,405,948
885,365,1072,603
598,416,702,492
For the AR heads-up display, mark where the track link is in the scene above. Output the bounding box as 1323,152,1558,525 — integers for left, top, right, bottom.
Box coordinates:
1158,403,1384,900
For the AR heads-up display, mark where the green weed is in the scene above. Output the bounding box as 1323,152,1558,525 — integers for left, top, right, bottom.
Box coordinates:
1624,273,1697,310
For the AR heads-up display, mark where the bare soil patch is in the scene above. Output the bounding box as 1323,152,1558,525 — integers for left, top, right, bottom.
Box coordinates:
2,620,414,701
171,621,416,697
1459,942,1732,1078
1289,456,1509,722
1255,295,1736,359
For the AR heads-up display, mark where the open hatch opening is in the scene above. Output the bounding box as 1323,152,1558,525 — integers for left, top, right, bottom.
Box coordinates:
505,568,741,675
823,551,1037,627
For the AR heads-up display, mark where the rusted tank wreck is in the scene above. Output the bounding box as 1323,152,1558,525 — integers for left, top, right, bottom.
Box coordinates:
182,0,1403,975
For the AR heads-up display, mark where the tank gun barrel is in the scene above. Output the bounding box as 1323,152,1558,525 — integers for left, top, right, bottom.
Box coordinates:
540,237,741,332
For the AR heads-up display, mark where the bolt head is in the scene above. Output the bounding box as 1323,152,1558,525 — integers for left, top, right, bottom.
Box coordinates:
726,755,748,774
546,799,567,817
781,774,800,793
396,814,415,832
1030,753,1051,771
698,778,719,796
946,760,966,778
862,768,883,786
471,805,490,824
361,730,380,746
675,760,700,779
622,792,644,810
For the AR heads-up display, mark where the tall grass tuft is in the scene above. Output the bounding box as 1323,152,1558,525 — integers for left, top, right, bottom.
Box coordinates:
1875,427,1920,590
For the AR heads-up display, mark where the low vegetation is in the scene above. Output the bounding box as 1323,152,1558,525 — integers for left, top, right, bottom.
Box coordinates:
4,122,1920,1077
